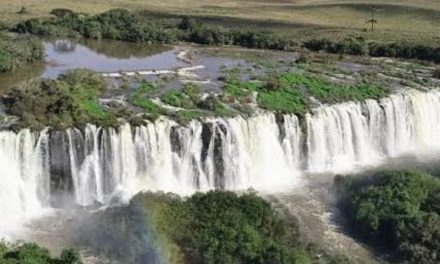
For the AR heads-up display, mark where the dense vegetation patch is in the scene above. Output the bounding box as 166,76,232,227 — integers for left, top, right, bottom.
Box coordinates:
0,32,43,72
3,69,117,129
0,241,81,264
13,9,296,52
79,191,350,264
223,72,388,116
12,9,440,63
335,170,440,264
1,64,393,129
304,37,440,63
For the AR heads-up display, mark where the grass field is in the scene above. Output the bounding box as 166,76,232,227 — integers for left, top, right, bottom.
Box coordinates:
0,1,439,44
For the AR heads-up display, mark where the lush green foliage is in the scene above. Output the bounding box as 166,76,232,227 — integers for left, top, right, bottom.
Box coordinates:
161,90,195,109
335,170,440,264
0,241,81,264
197,95,232,117
3,69,116,129
80,191,316,264
304,37,440,63
129,82,165,121
13,9,297,51
12,9,440,62
0,32,43,72
283,73,388,103
223,72,387,116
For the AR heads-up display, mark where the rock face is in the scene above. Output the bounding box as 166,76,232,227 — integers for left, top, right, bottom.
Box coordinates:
2,88,440,228
49,131,73,207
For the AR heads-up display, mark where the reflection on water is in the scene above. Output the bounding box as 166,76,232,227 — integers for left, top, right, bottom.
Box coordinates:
43,39,181,77
78,39,171,59
0,63,45,93
0,39,179,92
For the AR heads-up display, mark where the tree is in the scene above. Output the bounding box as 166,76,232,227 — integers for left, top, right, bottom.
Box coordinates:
366,2,378,32
50,8,74,18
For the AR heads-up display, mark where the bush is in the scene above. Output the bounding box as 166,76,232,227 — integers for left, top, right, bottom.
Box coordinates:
161,89,195,109
50,8,74,18
0,241,81,263
3,69,116,128
304,37,439,63
335,170,440,263
12,9,439,62
17,6,30,14
0,32,43,72
80,191,313,264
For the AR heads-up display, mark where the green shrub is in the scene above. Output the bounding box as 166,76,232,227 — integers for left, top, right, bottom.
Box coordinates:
0,241,81,264
80,191,313,264
161,90,195,109
130,82,164,118
0,32,43,72
17,6,30,15
170,110,205,125
304,37,440,63
3,69,116,128
50,8,74,18
335,170,440,263
182,83,201,102
198,95,232,117
12,9,439,62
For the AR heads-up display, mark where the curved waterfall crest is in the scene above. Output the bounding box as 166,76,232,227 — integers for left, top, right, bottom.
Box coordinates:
1,88,440,225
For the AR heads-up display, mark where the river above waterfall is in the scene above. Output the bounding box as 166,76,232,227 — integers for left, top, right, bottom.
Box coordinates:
0,39,260,92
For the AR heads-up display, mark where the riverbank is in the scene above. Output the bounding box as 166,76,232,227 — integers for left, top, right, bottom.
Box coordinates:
1,41,439,130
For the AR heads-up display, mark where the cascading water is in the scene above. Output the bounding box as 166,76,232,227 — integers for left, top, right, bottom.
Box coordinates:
65,113,301,206
1,88,440,229
306,89,440,172
0,129,50,237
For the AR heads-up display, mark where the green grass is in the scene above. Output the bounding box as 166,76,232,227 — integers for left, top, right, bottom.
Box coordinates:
283,73,390,103
170,110,205,125
161,90,195,109
257,88,307,115
224,76,309,115
224,80,259,98
78,99,110,120
223,72,390,116
130,82,164,118
131,97,161,113
0,0,439,46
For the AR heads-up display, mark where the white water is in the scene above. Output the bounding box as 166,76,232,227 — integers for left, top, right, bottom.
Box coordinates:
306,89,440,172
0,129,50,238
1,88,440,233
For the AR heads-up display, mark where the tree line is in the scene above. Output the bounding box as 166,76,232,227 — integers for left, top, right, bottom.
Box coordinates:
12,9,440,63
335,170,440,264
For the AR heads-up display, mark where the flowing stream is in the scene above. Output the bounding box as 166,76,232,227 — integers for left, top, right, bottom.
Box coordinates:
2,88,440,238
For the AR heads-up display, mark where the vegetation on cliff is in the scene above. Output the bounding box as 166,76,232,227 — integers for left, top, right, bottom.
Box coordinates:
1,64,395,129
335,170,440,264
3,69,116,129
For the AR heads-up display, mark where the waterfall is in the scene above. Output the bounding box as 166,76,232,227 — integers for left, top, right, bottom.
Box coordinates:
0,129,49,236
306,89,440,172
63,113,301,206
1,88,440,222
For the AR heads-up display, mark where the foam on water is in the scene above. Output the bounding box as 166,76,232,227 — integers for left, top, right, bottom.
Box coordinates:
2,88,440,234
